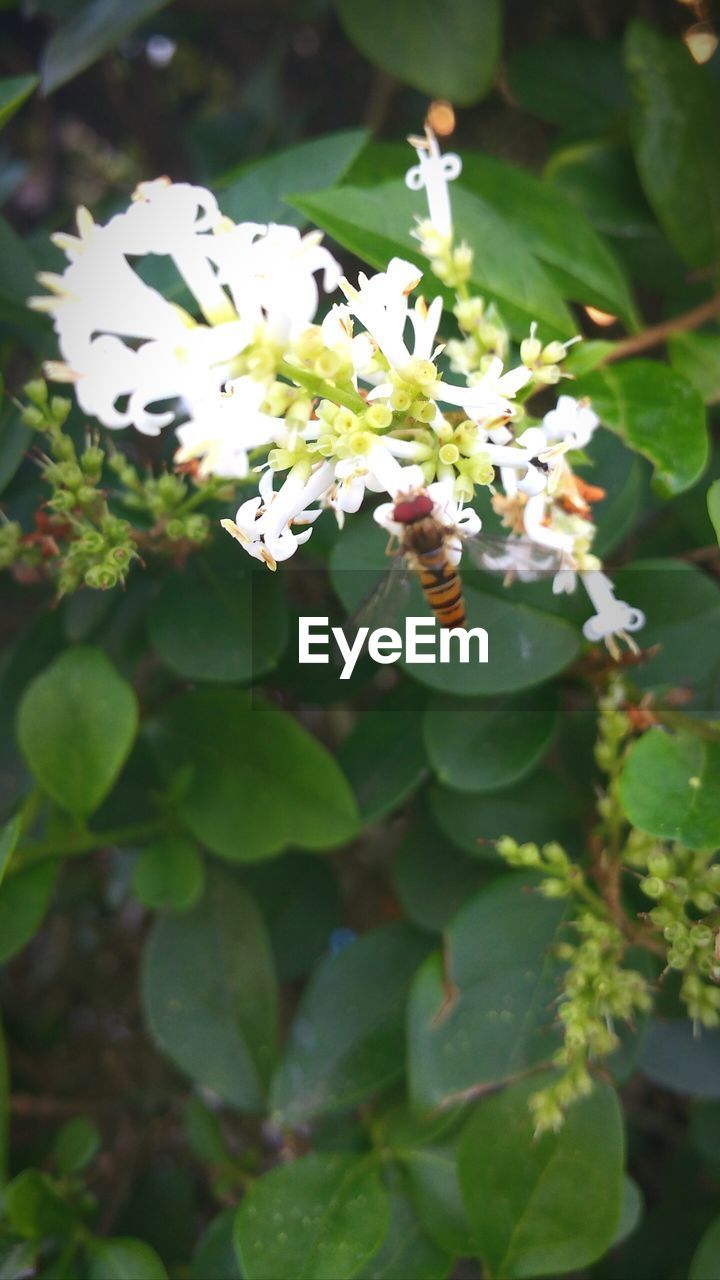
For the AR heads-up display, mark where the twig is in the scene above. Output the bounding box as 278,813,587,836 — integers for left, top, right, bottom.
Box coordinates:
602,294,720,364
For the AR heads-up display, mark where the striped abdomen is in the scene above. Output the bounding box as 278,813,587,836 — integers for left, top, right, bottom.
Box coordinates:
416,544,467,629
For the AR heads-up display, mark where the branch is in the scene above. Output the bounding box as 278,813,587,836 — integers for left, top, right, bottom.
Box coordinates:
602,293,720,364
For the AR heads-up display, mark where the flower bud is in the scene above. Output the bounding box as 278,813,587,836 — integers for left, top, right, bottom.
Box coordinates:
541,341,567,365
24,378,49,407
520,336,542,366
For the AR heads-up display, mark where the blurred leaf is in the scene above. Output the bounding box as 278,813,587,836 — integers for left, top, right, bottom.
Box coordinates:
587,428,647,560
52,1116,100,1175
458,153,639,328
41,0,170,94
5,1169,76,1240
614,1177,644,1248
574,360,708,497
143,866,277,1111
0,74,38,128
0,814,20,888
639,1018,720,1098
292,183,575,340
708,480,720,544
17,647,138,818
690,1215,720,1280
392,816,491,932
429,767,582,857
0,1023,7,1185
243,854,340,983
625,21,720,270
191,1209,241,1280
333,0,500,105
149,542,288,684
507,38,629,134
270,924,430,1125
86,1238,168,1279
0,861,57,964
0,401,30,497
407,876,565,1109
338,689,428,822
423,687,557,794
233,1154,389,1280
355,1190,451,1280
620,729,720,850
219,129,368,226
148,689,358,861
0,214,50,346
0,1242,36,1280
400,1140,475,1258
670,333,720,407
132,835,205,912
612,560,720,691
457,1077,624,1278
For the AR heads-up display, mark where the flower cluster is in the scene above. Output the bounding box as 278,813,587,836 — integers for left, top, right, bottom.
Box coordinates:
31,131,645,649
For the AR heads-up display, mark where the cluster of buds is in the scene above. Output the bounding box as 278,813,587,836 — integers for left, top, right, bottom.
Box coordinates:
639,847,720,1025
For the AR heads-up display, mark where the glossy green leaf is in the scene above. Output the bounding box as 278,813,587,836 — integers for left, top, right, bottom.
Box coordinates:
17,647,138,818
86,1238,168,1280
233,1154,389,1280
458,153,639,328
243,854,340,983
401,1141,475,1258
457,1077,624,1278
333,0,500,106
41,0,171,94
392,816,491,932
583,427,647,560
270,924,430,1125
142,866,277,1110
52,1117,100,1176
639,1018,720,1099
132,835,205,912
690,1215,720,1280
292,183,575,340
191,1209,241,1280
0,75,38,128
408,876,565,1109
219,129,368,226
611,560,720,692
574,360,707,497
338,689,428,822
708,480,720,545
424,687,557,794
429,767,582,858
625,21,720,270
149,542,288,684
620,729,720,850
355,1190,451,1280
148,689,358,861
507,38,629,134
0,861,57,964
670,333,720,407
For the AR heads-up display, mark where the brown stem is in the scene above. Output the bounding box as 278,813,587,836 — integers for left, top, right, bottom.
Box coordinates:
602,293,720,364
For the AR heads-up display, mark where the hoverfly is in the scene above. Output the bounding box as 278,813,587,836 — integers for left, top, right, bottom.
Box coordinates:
349,489,563,635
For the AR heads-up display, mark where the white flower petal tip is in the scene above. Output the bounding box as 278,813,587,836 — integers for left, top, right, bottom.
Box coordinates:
220,518,250,546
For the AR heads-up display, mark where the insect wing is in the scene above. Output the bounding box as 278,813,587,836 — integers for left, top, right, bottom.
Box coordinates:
459,530,564,580
345,554,418,638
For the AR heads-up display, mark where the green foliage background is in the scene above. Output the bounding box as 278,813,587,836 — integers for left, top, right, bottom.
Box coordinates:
1,1,720,1277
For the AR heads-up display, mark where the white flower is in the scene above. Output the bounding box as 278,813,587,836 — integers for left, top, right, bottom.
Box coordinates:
221,461,334,568
405,129,462,241
542,396,600,449
340,258,427,373
581,570,645,653
175,376,281,478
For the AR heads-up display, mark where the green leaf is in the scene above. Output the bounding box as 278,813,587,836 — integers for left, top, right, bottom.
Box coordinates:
0,814,20,889
574,360,708,497
355,1190,451,1280
0,401,31,498
457,1077,624,1278
0,1023,7,1185
86,1238,168,1280
0,75,38,130
132,835,205,912
52,1117,100,1175
270,924,430,1126
458,153,639,329
614,1177,644,1248
620,729,720,850
690,1215,720,1280
0,1241,36,1280
708,480,720,545
424,687,557,793
41,0,171,94
5,1169,76,1240
611,559,720,692
329,513,580,697
429,767,583,857
17,647,138,818
292,183,575,341
400,1142,475,1258
148,690,358,861
142,866,277,1111
218,129,368,226
407,876,565,1110
0,862,57,964
625,21,720,270
149,541,288,684
243,854,340,983
669,333,720,407
507,38,629,134
639,1018,720,1099
333,0,500,106
233,1153,389,1280
392,816,491,932
191,1209,241,1280
338,689,428,823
